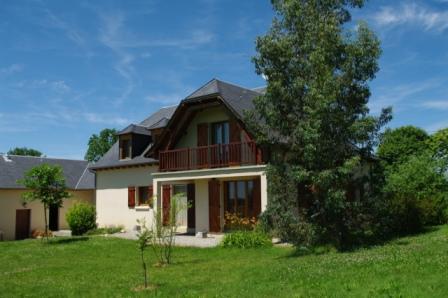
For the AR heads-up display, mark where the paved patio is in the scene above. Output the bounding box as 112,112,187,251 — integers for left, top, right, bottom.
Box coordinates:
112,230,224,248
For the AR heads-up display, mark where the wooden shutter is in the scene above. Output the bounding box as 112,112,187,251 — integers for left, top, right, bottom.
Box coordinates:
208,179,221,232
128,186,136,208
229,121,241,164
197,123,209,168
229,120,241,143
162,185,171,226
197,123,209,146
148,185,154,207
253,178,261,217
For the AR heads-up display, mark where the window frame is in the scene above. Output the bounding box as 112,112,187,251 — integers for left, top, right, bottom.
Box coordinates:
119,135,132,160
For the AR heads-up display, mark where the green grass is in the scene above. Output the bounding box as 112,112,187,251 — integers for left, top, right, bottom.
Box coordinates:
1,226,448,297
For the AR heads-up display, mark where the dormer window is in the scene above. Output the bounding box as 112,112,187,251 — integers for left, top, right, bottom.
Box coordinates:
119,135,132,160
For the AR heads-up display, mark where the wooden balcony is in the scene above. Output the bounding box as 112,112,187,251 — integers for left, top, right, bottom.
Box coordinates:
159,141,260,172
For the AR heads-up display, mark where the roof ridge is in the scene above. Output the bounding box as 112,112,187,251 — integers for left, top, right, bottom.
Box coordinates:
1,154,88,162
74,165,89,190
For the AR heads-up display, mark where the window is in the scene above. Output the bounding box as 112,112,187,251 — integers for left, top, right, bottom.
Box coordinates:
225,180,255,217
173,184,187,196
138,187,150,206
119,136,132,159
212,122,229,145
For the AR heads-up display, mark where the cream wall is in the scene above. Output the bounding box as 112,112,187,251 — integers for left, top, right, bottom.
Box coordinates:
95,165,158,231
175,106,231,149
0,189,94,241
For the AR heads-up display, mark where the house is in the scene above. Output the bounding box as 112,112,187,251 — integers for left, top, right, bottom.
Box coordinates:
90,79,268,233
0,155,95,240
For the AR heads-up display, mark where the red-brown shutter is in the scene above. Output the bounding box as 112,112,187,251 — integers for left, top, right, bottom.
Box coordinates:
162,185,171,226
253,178,261,217
208,179,221,232
148,185,154,207
197,123,209,146
197,123,209,168
229,120,241,143
128,186,136,208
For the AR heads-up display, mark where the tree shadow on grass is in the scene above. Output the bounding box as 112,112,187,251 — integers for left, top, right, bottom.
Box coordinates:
279,225,443,258
48,236,89,245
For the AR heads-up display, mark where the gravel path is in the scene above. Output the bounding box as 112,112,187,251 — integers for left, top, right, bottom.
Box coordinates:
112,231,224,248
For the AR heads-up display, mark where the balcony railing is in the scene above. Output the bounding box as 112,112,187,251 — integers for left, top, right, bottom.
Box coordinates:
159,141,259,172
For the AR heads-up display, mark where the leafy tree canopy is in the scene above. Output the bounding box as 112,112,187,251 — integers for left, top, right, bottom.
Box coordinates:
247,0,391,248
18,164,70,240
377,126,429,170
84,128,118,162
428,128,448,164
8,147,43,157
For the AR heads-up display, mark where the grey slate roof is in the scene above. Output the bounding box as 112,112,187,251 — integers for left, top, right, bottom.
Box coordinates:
0,155,94,190
117,124,151,136
90,79,262,170
183,79,261,120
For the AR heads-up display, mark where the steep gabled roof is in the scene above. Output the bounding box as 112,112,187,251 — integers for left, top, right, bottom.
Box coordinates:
0,155,94,190
183,79,261,120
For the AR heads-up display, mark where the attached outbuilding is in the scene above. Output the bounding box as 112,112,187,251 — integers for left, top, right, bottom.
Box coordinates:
0,154,95,241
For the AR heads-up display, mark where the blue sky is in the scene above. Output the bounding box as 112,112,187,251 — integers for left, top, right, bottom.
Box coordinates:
1,0,447,159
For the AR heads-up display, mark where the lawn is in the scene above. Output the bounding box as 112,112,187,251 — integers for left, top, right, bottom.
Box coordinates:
1,226,447,297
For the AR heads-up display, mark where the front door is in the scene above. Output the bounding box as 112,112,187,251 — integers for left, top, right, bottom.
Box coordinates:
187,183,196,232
49,204,59,231
208,179,221,232
15,209,31,240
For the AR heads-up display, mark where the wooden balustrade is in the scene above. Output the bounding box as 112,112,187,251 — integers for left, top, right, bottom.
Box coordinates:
159,141,258,171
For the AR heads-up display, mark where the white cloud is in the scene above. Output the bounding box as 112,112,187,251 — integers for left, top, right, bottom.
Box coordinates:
369,79,442,113
373,3,448,32
82,112,130,126
421,100,448,110
14,79,71,93
0,64,24,75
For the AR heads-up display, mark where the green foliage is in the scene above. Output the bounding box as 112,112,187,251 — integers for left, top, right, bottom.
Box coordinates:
84,128,118,162
85,225,123,235
66,202,97,236
377,126,429,170
222,230,272,248
18,164,70,240
383,154,448,233
7,147,43,157
148,193,188,265
136,219,152,288
2,226,448,296
246,0,391,249
428,128,448,167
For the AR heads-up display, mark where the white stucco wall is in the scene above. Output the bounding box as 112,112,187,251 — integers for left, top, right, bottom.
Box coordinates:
95,166,158,231
0,189,94,241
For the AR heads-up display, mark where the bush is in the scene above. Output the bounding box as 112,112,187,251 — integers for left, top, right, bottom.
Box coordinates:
384,154,448,234
66,202,97,235
222,231,272,248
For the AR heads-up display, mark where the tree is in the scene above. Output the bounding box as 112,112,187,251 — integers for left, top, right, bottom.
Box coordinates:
384,154,448,233
247,0,391,249
377,126,429,170
84,128,118,162
428,128,448,167
136,218,152,289
8,147,43,157
18,164,70,241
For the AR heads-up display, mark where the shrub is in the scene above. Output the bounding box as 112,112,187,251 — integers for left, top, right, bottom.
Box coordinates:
66,202,97,236
222,231,272,248
85,225,123,235
384,154,448,234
